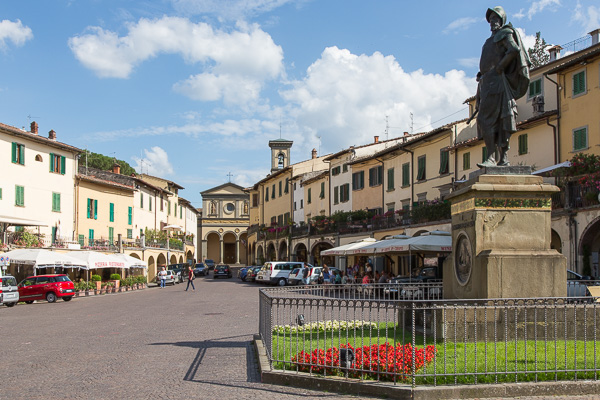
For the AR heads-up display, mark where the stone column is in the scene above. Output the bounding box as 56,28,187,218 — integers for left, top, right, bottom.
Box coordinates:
201,240,207,262
236,239,240,265
219,238,224,263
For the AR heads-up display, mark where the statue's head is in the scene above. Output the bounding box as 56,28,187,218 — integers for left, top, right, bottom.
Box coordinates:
486,6,507,30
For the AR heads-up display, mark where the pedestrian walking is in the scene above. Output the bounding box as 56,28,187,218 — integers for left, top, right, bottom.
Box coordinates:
302,263,310,285
158,266,167,288
185,265,195,291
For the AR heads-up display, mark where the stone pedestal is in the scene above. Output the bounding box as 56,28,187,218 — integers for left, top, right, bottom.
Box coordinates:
443,168,567,299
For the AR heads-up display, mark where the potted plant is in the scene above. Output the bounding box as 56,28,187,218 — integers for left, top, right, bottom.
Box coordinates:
91,274,102,291
109,273,121,289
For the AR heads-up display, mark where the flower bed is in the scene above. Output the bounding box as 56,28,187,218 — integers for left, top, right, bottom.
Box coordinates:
291,342,437,381
273,319,376,334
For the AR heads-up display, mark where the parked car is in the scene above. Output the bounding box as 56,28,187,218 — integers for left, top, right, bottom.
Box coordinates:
287,268,303,285
204,259,216,271
567,269,598,297
18,274,75,303
169,264,187,283
155,270,177,286
256,262,314,286
213,264,232,279
246,266,262,282
194,263,208,277
0,274,20,307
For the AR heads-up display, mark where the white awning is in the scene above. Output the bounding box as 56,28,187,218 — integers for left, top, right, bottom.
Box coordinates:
321,238,377,256
0,216,48,226
1,249,88,269
532,161,571,177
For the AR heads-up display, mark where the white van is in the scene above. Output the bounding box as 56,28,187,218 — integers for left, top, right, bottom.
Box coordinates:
256,262,313,286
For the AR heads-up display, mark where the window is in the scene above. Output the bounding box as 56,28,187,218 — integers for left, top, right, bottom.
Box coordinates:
482,147,488,162
573,70,586,96
11,142,25,165
300,199,303,209
369,166,383,186
518,134,528,155
0,188,2,200
271,184,275,199
52,192,61,212
15,185,24,207
252,193,258,207
307,188,312,204
402,163,410,187
293,182,297,190
87,198,98,219
284,178,289,194
127,229,133,239
528,78,542,99
331,166,341,176
78,234,84,246
108,227,114,243
150,197,153,211
88,229,94,244
340,183,350,202
319,182,325,199
342,164,348,173
352,171,365,190
417,156,426,181
168,200,171,215
49,153,66,174
387,168,395,191
278,181,282,197
180,205,182,219
140,193,144,209
277,214,283,226
439,150,449,174
463,152,470,170
109,202,114,222
294,201,297,210
573,127,588,151
334,186,339,204
160,196,164,211
265,187,269,201
128,207,132,225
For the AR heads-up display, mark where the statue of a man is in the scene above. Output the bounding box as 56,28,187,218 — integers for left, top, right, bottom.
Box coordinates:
476,6,530,168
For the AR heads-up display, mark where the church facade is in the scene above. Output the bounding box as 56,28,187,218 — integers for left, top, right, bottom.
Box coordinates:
199,183,249,265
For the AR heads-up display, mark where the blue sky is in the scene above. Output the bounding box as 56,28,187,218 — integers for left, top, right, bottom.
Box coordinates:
1,0,599,208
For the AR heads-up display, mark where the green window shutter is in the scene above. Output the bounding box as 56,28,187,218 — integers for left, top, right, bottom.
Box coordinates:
87,198,91,219
402,163,410,187
15,185,24,206
12,142,17,163
60,156,66,174
284,178,289,194
78,234,84,246
127,229,132,239
518,134,528,155
308,188,312,203
109,202,114,222
334,186,339,204
94,199,98,220
482,147,488,162
89,229,94,241
265,187,269,201
141,193,144,209
149,197,152,211
279,181,282,197
417,156,426,180
180,205,182,219
128,207,132,225
320,182,325,198
387,168,394,190
439,151,449,174
574,128,587,151
0,188,2,199
108,227,114,243
271,184,275,199
19,144,24,165
52,193,61,212
360,171,364,188
573,71,585,95
50,153,55,172
463,152,470,170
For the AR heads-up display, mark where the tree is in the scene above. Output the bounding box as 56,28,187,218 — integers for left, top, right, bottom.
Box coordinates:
528,32,550,68
82,150,137,176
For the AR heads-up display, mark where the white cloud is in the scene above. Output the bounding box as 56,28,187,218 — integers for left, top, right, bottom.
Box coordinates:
0,19,33,50
527,0,561,20
457,57,479,68
513,8,526,19
132,146,174,176
515,28,538,53
443,17,479,34
280,47,476,153
68,17,284,104
170,0,297,20
573,2,600,35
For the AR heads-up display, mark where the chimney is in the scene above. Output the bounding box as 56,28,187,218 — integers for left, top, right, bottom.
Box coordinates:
590,29,600,46
532,95,545,116
30,121,38,135
374,135,379,143
403,131,409,136
548,45,562,62
48,130,57,140
113,162,121,175
311,148,317,159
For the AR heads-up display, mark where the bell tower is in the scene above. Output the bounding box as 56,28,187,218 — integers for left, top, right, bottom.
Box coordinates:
269,138,293,173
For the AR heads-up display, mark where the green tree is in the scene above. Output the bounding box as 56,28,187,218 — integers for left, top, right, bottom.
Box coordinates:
528,32,550,68
82,150,137,176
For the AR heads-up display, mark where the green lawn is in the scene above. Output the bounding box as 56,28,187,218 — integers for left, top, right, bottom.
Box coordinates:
271,322,600,384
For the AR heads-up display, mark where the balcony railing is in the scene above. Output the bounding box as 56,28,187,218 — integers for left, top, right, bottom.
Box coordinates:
552,183,600,210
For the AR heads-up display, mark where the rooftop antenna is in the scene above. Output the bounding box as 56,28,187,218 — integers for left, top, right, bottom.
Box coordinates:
227,172,234,183
410,112,414,135
385,115,389,141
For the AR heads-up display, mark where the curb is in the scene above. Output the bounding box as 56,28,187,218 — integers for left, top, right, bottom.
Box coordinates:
253,334,600,399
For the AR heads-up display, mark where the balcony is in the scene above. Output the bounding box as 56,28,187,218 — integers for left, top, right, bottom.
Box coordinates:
552,182,600,211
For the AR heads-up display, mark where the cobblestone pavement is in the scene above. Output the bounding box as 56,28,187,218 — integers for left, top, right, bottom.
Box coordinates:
1,274,599,400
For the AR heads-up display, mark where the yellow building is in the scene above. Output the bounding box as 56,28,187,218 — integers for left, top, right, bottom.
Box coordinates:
302,171,329,222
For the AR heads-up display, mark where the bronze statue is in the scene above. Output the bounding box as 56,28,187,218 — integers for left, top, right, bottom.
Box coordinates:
475,6,530,168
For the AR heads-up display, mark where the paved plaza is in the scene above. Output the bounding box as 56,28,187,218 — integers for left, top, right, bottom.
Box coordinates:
1,273,599,400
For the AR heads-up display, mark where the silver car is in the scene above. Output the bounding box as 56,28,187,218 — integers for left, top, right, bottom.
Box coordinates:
1,275,20,307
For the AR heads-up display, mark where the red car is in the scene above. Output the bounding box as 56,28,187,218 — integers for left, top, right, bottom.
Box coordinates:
18,274,75,303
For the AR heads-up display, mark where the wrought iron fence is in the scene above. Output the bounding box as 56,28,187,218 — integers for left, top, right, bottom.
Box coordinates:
259,285,600,387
